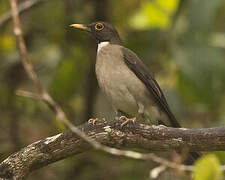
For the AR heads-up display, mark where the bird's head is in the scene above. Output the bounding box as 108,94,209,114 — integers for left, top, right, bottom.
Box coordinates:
70,21,122,45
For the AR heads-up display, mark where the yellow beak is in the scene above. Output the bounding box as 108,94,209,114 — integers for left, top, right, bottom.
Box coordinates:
70,24,91,32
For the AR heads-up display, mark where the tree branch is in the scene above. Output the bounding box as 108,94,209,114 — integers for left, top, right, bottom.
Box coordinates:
1,120,225,179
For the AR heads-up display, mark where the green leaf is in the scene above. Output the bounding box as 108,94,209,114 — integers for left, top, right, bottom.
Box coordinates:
129,0,179,30
193,155,223,180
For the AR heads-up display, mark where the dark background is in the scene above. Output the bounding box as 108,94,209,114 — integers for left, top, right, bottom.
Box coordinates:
0,0,225,179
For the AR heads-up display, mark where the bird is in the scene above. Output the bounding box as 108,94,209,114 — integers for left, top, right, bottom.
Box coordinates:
70,21,180,127
70,21,200,163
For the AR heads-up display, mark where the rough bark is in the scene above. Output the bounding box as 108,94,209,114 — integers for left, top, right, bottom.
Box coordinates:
0,120,225,179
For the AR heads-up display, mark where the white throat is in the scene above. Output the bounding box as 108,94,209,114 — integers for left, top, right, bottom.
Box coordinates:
97,41,109,52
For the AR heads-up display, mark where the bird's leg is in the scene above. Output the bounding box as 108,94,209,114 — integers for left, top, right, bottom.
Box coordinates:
119,116,136,127
88,118,99,125
117,104,145,127
116,110,136,127
115,110,128,120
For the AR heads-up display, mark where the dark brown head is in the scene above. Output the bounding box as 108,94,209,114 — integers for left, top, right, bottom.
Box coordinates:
70,21,122,45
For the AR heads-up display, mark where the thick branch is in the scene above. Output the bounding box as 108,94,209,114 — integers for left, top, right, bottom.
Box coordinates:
1,120,225,179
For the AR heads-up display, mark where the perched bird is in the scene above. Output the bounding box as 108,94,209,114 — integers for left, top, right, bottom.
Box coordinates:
71,21,180,127
70,22,200,162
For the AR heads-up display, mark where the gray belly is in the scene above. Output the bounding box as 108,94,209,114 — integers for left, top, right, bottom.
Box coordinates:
95,45,151,116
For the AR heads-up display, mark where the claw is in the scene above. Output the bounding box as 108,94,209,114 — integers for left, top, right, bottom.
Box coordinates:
119,116,136,127
88,118,99,125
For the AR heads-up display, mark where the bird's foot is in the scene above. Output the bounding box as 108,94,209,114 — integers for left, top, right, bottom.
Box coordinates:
119,116,136,127
88,118,99,125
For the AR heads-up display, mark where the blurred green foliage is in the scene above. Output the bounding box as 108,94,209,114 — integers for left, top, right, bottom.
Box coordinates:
193,155,223,180
130,0,179,29
0,0,225,179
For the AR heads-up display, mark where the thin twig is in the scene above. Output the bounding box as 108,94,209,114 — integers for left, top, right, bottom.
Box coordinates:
15,90,42,100
9,0,96,147
0,0,43,26
150,165,167,179
89,145,195,171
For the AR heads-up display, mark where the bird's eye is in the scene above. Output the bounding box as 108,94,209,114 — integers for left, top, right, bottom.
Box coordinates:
95,23,104,31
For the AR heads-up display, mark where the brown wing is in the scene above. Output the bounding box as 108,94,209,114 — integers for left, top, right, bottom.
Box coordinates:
122,47,180,127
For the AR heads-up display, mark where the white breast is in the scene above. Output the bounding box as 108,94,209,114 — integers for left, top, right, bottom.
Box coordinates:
97,41,110,52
